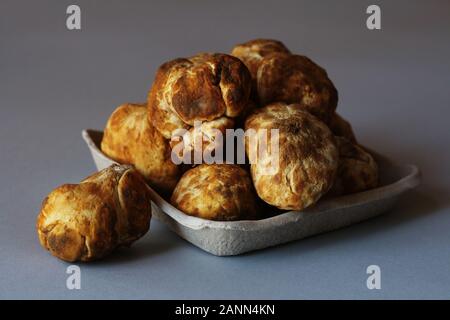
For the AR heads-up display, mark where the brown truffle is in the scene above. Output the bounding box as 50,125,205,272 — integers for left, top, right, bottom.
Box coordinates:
231,39,291,80
330,137,378,196
171,164,258,221
245,102,339,210
101,103,180,194
36,165,152,262
148,53,252,139
231,39,291,105
256,53,338,124
329,113,357,143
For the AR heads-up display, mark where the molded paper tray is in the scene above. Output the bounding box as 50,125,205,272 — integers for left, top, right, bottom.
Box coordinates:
82,129,421,256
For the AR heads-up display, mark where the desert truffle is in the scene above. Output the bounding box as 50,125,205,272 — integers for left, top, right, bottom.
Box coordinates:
171,164,258,221
329,137,378,195
231,38,291,80
101,103,180,194
231,39,337,124
36,165,152,262
329,113,357,144
148,53,252,139
256,53,338,124
245,102,339,210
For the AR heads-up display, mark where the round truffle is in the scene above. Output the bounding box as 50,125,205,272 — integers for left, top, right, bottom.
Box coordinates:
101,103,180,194
245,102,339,210
256,53,338,124
36,165,152,262
329,137,378,196
148,53,252,139
171,164,258,221
231,39,291,80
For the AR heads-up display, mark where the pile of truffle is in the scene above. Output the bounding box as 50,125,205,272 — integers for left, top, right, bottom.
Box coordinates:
37,39,378,261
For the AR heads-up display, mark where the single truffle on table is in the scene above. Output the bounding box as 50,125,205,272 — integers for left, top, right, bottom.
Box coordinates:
36,165,152,262
171,164,258,221
101,103,181,194
245,102,339,210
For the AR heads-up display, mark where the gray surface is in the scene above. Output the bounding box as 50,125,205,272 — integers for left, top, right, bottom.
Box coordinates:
0,0,449,299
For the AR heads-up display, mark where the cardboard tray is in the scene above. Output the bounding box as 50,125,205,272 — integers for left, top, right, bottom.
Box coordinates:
83,129,421,256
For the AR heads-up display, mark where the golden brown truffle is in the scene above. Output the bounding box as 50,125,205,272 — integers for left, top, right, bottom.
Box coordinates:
231,39,291,80
36,165,152,262
245,102,339,210
256,53,338,124
330,137,378,196
231,39,337,123
101,103,180,194
148,53,252,139
171,164,258,221
329,113,357,143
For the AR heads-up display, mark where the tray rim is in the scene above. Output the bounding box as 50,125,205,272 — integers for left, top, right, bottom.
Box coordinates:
82,129,421,231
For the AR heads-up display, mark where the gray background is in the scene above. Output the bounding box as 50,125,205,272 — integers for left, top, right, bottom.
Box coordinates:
1,0,449,299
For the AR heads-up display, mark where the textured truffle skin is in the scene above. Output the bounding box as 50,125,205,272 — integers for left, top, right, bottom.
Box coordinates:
171,164,258,221
329,113,357,143
231,39,337,123
330,137,378,196
148,53,252,139
101,103,180,194
257,53,338,124
245,102,339,210
36,165,152,262
231,39,291,80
